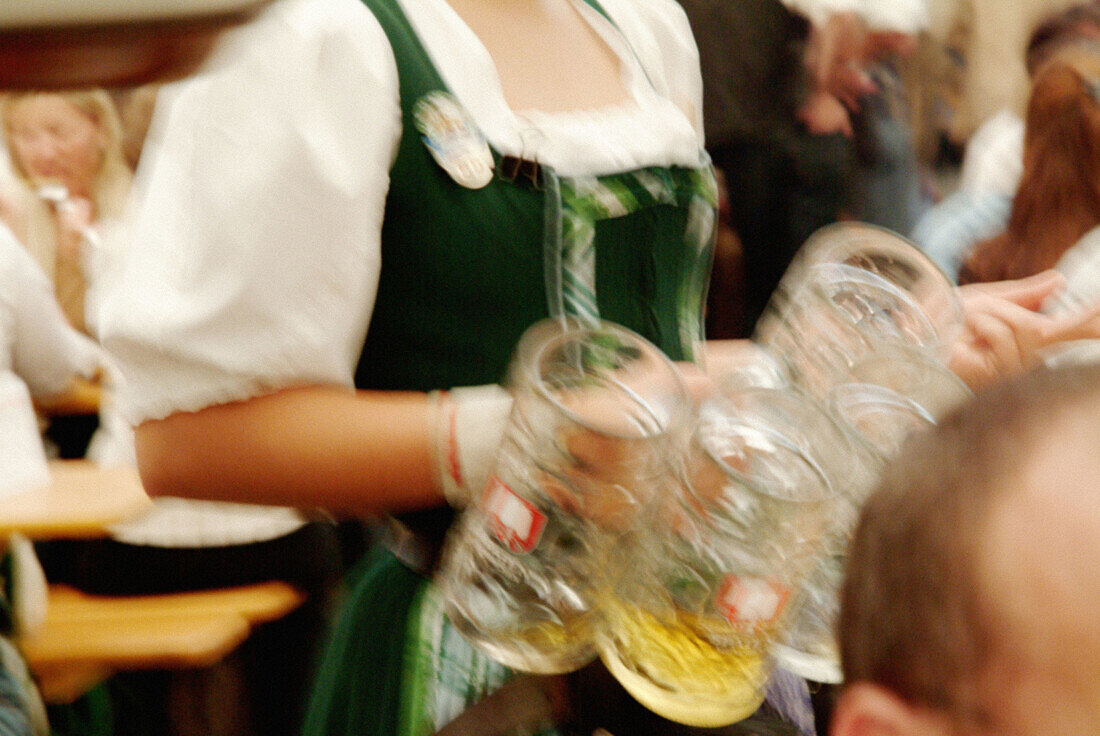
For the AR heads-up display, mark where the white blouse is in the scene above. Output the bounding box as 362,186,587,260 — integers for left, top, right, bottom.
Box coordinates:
99,0,706,425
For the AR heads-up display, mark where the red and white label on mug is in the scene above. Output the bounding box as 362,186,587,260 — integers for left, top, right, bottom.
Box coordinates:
715,574,790,629
483,476,547,554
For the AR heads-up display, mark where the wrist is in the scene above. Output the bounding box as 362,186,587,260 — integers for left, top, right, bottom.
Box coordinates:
430,385,514,508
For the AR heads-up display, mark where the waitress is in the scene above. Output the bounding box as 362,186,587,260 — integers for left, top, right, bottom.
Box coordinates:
98,0,1100,734
102,0,715,733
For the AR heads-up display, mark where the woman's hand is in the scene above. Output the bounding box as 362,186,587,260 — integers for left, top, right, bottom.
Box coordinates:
53,196,95,262
949,271,1100,390
679,340,781,400
797,89,855,137
804,12,875,109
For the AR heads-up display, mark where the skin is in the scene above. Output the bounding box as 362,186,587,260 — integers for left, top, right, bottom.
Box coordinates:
445,0,630,114
797,12,919,138
949,272,1100,388
975,420,1100,736
6,94,104,200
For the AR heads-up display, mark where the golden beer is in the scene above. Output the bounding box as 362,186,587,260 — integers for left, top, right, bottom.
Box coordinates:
457,611,598,674
598,601,771,727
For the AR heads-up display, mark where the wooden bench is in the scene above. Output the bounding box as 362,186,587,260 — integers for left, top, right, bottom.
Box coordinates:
0,461,153,540
20,581,305,703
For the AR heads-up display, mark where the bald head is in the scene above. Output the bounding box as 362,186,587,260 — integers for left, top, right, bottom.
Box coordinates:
835,362,1100,736
975,411,1100,732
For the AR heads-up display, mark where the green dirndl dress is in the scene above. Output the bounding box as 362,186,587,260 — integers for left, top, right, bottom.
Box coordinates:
302,2,718,735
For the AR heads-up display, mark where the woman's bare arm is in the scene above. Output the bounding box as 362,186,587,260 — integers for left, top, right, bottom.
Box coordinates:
135,385,442,517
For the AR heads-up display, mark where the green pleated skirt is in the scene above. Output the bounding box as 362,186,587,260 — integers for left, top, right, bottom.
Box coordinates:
302,545,425,736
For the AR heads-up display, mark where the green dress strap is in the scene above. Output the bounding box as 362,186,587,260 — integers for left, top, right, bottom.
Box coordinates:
545,163,717,358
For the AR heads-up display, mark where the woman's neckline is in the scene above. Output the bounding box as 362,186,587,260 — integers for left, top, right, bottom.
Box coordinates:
427,0,649,119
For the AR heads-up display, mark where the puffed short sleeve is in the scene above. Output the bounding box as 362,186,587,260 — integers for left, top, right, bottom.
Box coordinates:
98,0,401,424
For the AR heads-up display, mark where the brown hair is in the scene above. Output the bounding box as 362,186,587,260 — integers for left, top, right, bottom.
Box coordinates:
959,45,1100,285
1025,1,1100,77
839,362,1100,723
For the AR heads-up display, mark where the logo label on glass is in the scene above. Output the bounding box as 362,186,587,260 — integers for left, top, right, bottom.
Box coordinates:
715,574,790,629
484,476,547,554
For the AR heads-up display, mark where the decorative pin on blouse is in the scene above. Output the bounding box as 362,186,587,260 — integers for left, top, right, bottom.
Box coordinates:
413,91,494,189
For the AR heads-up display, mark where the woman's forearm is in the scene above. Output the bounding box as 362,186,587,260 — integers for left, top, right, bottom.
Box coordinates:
134,385,442,517
133,341,762,517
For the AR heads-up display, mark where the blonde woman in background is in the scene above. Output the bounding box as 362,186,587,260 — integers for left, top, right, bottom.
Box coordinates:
0,89,133,336
9,86,343,736
0,90,134,461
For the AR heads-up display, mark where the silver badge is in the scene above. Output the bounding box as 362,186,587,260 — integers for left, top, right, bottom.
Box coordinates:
413,91,494,190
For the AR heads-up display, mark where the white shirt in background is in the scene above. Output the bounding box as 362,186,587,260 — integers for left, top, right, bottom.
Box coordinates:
1048,226,1100,315
780,0,928,33
958,108,1025,198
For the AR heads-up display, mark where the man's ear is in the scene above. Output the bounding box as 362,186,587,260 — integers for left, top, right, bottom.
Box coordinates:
830,682,952,736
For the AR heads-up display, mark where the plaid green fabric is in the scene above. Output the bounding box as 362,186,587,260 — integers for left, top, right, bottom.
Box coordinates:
398,584,523,736
546,160,718,354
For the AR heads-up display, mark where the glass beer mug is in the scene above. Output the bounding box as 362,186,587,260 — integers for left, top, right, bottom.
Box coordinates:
754,222,963,402
772,382,944,682
597,388,836,726
438,318,690,674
